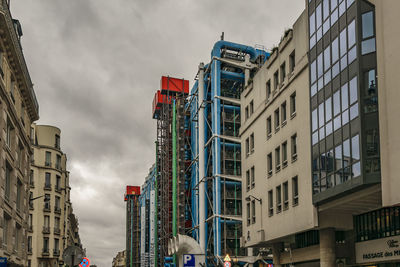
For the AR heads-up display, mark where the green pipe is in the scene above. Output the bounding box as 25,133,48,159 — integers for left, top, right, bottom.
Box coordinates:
155,141,159,267
172,100,177,264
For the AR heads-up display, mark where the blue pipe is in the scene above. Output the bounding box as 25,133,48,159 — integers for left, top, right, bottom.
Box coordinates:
221,70,244,81
211,40,269,61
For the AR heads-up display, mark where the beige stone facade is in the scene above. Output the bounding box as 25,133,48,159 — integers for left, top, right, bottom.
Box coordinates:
28,124,79,267
240,9,319,263
0,1,39,267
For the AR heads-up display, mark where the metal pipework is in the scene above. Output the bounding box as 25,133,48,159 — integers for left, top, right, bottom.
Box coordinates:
198,62,206,253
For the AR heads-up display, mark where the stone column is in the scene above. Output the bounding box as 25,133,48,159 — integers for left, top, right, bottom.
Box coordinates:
320,228,336,267
271,243,283,267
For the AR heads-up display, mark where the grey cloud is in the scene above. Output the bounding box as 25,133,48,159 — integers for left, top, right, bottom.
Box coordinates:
11,0,304,265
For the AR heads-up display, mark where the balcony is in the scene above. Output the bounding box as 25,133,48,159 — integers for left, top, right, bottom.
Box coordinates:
54,227,61,235
44,184,52,191
55,185,62,193
42,226,50,234
42,249,50,256
43,205,51,212
53,249,60,256
45,162,51,167
54,206,61,214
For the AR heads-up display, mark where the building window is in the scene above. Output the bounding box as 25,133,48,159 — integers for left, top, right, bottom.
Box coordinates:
250,100,254,115
292,176,299,206
267,153,273,176
28,236,32,253
276,185,282,213
5,162,12,201
246,170,250,192
364,69,377,113
290,92,296,116
268,190,273,216
266,80,271,100
45,172,51,189
45,151,51,167
17,141,24,169
44,194,51,210
280,62,286,84
251,200,256,224
267,116,272,138
6,118,13,148
55,196,61,212
30,170,34,187
44,215,50,229
16,179,23,212
15,223,21,252
250,166,255,189
282,142,288,167
20,104,25,125
56,155,61,170
361,11,376,55
55,134,60,149
245,138,250,156
245,106,249,120
54,238,59,255
274,108,280,131
3,213,10,246
281,101,287,125
289,50,296,73
247,202,250,225
250,133,254,153
283,181,289,210
55,217,60,231
274,70,279,90
43,237,49,253
275,146,281,172
56,175,61,191
291,134,297,161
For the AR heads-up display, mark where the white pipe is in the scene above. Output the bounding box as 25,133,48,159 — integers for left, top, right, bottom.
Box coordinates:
198,62,206,252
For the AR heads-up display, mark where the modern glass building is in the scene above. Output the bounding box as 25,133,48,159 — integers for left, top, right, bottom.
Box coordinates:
308,0,380,204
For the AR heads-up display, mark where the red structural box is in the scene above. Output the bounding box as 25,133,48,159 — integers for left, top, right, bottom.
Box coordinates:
124,186,140,201
160,76,189,95
152,90,173,119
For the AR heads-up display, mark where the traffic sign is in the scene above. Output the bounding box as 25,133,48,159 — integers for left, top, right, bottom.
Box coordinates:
79,257,90,267
224,254,231,262
224,261,231,267
0,257,6,267
183,254,195,267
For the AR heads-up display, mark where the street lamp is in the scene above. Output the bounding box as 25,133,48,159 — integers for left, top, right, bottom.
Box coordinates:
245,195,262,204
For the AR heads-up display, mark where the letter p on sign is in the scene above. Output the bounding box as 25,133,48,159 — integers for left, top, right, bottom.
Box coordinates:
183,254,195,267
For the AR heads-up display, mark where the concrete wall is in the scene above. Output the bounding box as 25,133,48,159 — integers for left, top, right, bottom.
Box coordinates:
371,0,400,207
241,10,318,248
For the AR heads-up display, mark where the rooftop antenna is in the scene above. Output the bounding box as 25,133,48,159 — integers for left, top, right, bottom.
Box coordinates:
220,32,224,41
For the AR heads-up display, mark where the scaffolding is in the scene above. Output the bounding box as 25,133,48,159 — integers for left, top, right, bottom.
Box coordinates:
187,40,268,265
153,77,191,266
125,186,141,267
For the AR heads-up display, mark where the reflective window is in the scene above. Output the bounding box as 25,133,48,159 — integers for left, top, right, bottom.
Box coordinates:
312,109,318,132
313,132,319,145
339,0,346,17
352,135,360,160
331,0,338,11
343,139,350,158
362,39,376,55
324,46,331,72
326,121,333,136
350,103,359,120
323,19,330,35
362,12,374,39
318,77,324,91
347,0,355,8
331,8,338,25
353,162,361,177
341,84,349,111
319,127,325,140
317,53,323,78
342,109,349,125
348,46,357,64
319,103,325,128
323,0,330,20
334,115,341,131
317,27,323,42
310,12,316,36
326,97,332,122
311,60,317,84
348,20,356,48
349,76,358,104
333,91,341,116
332,62,340,78
316,4,322,29
311,83,317,97
340,55,348,71
310,34,316,49
324,70,331,85
332,37,339,63
364,69,378,113
340,28,347,57
335,144,342,170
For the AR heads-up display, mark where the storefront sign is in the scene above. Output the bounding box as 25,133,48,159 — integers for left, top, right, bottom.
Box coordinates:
356,236,400,264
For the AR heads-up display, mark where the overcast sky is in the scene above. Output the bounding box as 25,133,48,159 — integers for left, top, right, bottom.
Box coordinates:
11,1,304,266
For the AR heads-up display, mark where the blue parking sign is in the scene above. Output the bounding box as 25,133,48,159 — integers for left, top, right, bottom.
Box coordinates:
183,254,195,267
0,257,7,267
